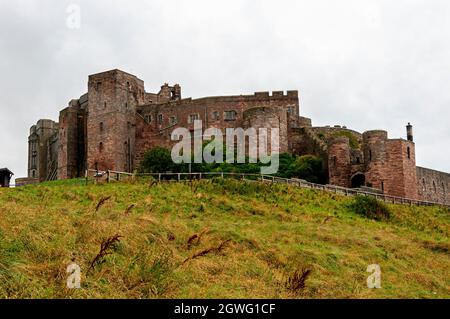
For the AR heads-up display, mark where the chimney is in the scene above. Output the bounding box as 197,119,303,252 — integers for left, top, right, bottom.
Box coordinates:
406,123,413,142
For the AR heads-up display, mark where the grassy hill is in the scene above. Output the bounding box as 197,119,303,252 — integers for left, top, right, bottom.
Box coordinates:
0,178,448,299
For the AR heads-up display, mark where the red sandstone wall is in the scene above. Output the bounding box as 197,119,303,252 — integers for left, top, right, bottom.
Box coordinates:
58,104,79,179
134,91,299,168
362,130,418,199
86,70,144,172
385,140,418,199
328,137,351,187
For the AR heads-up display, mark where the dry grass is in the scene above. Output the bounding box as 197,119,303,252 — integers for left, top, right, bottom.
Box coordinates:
285,267,312,293
89,234,122,273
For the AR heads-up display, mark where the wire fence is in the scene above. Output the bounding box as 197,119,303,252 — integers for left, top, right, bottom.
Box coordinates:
84,169,449,208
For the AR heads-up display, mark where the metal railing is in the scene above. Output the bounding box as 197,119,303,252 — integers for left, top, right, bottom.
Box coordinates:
84,170,449,208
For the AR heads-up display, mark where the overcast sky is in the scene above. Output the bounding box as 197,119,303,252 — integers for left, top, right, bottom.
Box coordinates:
1,0,449,181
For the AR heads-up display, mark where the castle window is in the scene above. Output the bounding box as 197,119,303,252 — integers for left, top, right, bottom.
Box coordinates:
99,142,104,152
188,114,199,124
433,181,437,193
356,157,361,164
100,122,104,132
407,147,411,159
31,156,36,168
212,111,220,120
158,114,163,124
125,102,128,109
96,82,102,91
369,150,372,161
333,156,337,166
287,106,295,115
169,116,177,125
422,179,426,191
224,110,237,121
104,102,107,109
144,115,152,124
381,181,385,192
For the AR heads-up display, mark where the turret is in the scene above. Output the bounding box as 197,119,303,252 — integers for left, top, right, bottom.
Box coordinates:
406,122,413,142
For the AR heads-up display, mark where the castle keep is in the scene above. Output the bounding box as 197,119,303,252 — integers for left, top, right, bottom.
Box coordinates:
18,69,449,205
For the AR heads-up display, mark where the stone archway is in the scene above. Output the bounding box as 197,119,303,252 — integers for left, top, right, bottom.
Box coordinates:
351,173,365,188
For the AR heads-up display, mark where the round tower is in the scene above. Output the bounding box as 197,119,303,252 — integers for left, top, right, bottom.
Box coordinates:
362,130,388,190
328,137,351,187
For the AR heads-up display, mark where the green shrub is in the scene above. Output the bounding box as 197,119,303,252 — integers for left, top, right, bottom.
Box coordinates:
291,155,326,184
139,147,188,173
348,195,391,221
331,131,359,149
139,145,326,184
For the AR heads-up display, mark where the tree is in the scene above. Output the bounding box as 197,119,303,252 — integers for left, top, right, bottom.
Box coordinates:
139,147,176,173
291,155,325,184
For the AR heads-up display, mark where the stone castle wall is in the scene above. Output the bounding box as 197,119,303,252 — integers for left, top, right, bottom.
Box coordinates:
417,167,449,205
134,91,298,167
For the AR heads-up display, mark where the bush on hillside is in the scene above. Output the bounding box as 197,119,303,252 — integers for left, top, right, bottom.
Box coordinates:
349,195,391,221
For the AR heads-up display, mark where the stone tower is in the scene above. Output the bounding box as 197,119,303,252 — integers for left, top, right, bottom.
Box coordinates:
328,137,352,188
86,70,145,172
28,119,59,181
363,129,418,199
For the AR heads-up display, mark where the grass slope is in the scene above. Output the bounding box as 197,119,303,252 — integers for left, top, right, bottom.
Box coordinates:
0,178,448,299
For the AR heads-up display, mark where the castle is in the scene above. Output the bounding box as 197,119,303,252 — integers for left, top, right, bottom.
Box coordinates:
17,69,449,205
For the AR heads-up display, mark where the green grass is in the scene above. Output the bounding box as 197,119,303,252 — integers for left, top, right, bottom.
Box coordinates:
331,131,360,149
0,178,448,299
